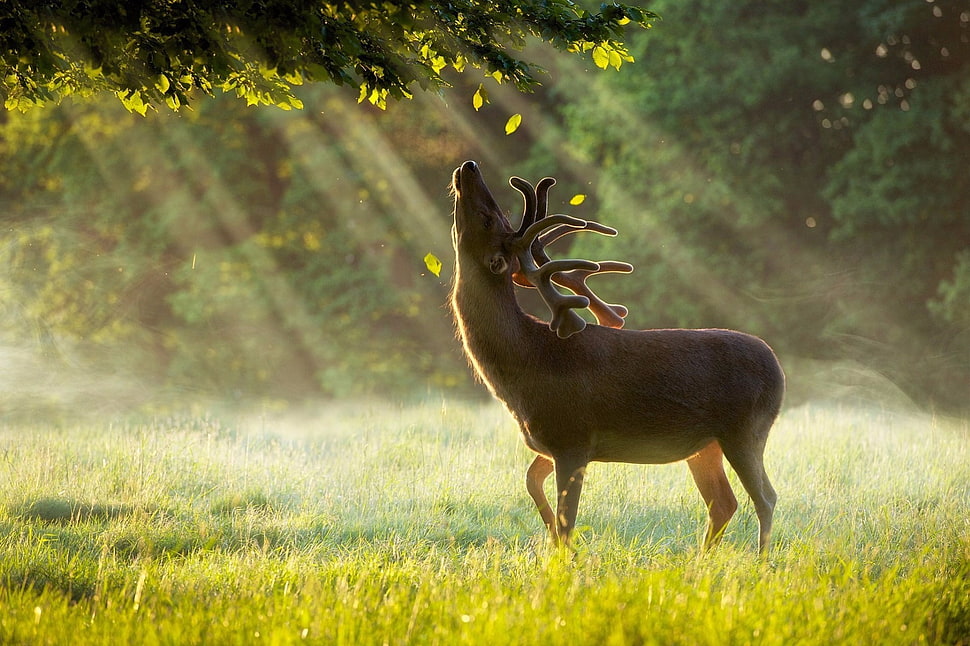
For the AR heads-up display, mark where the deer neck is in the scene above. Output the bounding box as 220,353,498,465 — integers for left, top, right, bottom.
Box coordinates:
451,259,538,392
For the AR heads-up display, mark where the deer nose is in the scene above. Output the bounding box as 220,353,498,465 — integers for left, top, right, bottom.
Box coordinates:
454,161,480,194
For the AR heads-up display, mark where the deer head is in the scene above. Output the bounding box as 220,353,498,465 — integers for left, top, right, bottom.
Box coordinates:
451,160,632,338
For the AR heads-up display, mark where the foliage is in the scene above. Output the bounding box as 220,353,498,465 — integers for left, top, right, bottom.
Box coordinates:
0,403,968,644
0,0,656,112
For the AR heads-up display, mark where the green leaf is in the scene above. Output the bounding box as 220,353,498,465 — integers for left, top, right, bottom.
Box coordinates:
505,113,522,135
423,252,442,277
117,89,149,116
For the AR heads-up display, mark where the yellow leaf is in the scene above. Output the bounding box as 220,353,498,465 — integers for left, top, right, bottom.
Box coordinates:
569,194,586,205
423,252,443,277
473,84,488,111
609,49,623,70
592,45,609,69
505,113,522,135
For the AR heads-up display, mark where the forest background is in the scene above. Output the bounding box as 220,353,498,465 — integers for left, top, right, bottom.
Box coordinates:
1,0,968,417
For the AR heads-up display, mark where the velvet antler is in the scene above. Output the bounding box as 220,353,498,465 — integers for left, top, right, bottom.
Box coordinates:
508,176,633,338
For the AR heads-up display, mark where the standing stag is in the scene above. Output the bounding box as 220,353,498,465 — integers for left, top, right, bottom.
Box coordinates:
449,161,785,551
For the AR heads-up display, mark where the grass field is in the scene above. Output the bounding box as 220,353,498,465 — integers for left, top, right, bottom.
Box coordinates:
1,400,968,645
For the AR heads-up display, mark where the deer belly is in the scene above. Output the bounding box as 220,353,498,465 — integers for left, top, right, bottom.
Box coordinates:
590,431,712,465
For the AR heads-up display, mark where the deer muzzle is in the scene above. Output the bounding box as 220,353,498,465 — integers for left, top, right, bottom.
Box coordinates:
453,161,508,235
453,160,481,196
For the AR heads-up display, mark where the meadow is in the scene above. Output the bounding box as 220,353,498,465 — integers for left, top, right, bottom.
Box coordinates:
0,400,967,645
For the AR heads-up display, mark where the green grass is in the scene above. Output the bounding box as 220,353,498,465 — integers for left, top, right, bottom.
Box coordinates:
1,401,968,645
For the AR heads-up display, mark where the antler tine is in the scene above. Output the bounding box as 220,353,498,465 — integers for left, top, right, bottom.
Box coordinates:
534,178,555,226
551,261,633,329
515,214,587,250
534,258,600,338
510,177,537,237
524,177,557,265
539,220,617,246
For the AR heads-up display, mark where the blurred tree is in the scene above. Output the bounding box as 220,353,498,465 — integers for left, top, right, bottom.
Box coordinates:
0,0,654,112
555,0,970,410
0,88,465,403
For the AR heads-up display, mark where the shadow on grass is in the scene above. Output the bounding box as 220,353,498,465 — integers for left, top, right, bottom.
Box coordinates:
11,497,141,524
7,492,719,554
306,497,713,559
0,493,722,601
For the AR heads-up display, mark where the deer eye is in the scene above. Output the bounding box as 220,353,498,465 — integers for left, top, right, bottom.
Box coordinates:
481,215,492,230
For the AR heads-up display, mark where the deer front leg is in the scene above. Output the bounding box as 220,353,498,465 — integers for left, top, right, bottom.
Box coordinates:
553,454,588,547
686,441,738,551
526,454,556,539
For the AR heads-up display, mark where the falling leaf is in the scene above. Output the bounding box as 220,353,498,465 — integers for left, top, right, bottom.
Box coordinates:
505,113,522,135
423,252,442,277
473,84,488,111
569,194,586,205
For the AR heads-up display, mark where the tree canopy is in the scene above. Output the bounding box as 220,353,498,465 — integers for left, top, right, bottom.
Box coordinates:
0,0,655,113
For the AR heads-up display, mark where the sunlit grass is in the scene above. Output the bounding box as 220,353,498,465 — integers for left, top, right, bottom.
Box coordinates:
1,401,968,645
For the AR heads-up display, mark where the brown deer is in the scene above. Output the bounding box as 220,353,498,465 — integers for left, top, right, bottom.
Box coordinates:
449,160,785,552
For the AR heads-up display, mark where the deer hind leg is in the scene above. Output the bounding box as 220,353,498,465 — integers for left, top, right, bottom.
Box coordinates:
552,454,588,547
687,441,738,550
526,454,556,539
721,437,777,553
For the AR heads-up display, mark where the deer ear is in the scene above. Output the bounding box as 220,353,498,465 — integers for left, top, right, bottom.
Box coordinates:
488,253,510,275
